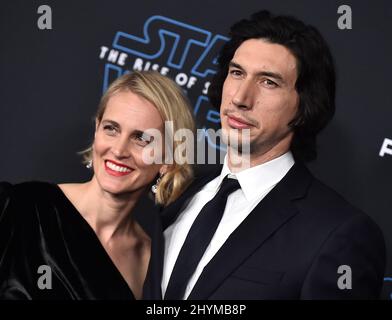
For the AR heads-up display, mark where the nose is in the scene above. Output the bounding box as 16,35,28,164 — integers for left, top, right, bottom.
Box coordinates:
111,136,131,159
231,79,255,110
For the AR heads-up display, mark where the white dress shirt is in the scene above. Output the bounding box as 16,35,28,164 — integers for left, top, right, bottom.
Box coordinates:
162,151,295,299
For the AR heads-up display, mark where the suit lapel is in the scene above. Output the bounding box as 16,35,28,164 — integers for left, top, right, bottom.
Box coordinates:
142,212,165,299
162,168,221,230
144,167,221,299
188,163,313,299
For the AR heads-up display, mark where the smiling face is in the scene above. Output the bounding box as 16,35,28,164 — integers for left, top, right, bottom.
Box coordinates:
92,90,165,197
220,38,300,164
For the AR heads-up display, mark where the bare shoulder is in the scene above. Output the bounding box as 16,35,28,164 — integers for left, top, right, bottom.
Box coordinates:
57,182,88,192
57,183,88,205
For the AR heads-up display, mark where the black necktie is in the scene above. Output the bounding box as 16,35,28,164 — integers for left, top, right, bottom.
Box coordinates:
164,176,241,300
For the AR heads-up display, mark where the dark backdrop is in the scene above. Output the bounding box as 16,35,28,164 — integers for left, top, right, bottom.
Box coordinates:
0,0,391,299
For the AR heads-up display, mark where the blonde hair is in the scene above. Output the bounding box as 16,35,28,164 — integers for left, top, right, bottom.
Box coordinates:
82,71,195,206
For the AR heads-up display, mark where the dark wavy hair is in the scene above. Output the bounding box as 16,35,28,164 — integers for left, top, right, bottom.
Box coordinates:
208,10,336,162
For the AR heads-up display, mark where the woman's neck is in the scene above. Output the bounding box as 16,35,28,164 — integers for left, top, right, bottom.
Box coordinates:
63,179,145,245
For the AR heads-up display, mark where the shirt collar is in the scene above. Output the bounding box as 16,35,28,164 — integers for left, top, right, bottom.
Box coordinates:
210,151,295,202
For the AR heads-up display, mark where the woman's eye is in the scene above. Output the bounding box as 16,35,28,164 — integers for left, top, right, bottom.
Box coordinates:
103,125,117,135
134,133,153,147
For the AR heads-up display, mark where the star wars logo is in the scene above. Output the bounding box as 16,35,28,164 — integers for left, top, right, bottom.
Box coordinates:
99,15,229,151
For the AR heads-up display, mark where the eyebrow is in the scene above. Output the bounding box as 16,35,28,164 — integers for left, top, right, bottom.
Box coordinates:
101,119,153,140
229,61,285,83
101,119,120,128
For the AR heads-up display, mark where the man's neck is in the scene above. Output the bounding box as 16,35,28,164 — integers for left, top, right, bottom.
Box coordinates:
227,139,292,173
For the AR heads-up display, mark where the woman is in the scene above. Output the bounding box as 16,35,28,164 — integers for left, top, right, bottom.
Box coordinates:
0,71,195,300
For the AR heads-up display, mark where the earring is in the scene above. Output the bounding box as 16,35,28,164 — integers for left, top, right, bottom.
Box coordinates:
86,159,93,169
151,174,163,194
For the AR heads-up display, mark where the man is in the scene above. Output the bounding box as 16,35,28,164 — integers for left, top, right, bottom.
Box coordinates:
144,10,386,299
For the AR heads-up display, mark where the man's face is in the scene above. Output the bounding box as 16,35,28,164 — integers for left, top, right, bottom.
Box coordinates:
220,38,300,164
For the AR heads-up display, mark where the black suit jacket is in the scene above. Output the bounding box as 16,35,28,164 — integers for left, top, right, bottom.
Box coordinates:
143,163,386,299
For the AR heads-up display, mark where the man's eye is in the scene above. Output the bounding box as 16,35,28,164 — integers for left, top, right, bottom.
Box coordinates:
263,79,278,88
229,69,242,77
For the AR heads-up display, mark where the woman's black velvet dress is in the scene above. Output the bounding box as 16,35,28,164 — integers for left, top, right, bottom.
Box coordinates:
0,181,143,300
